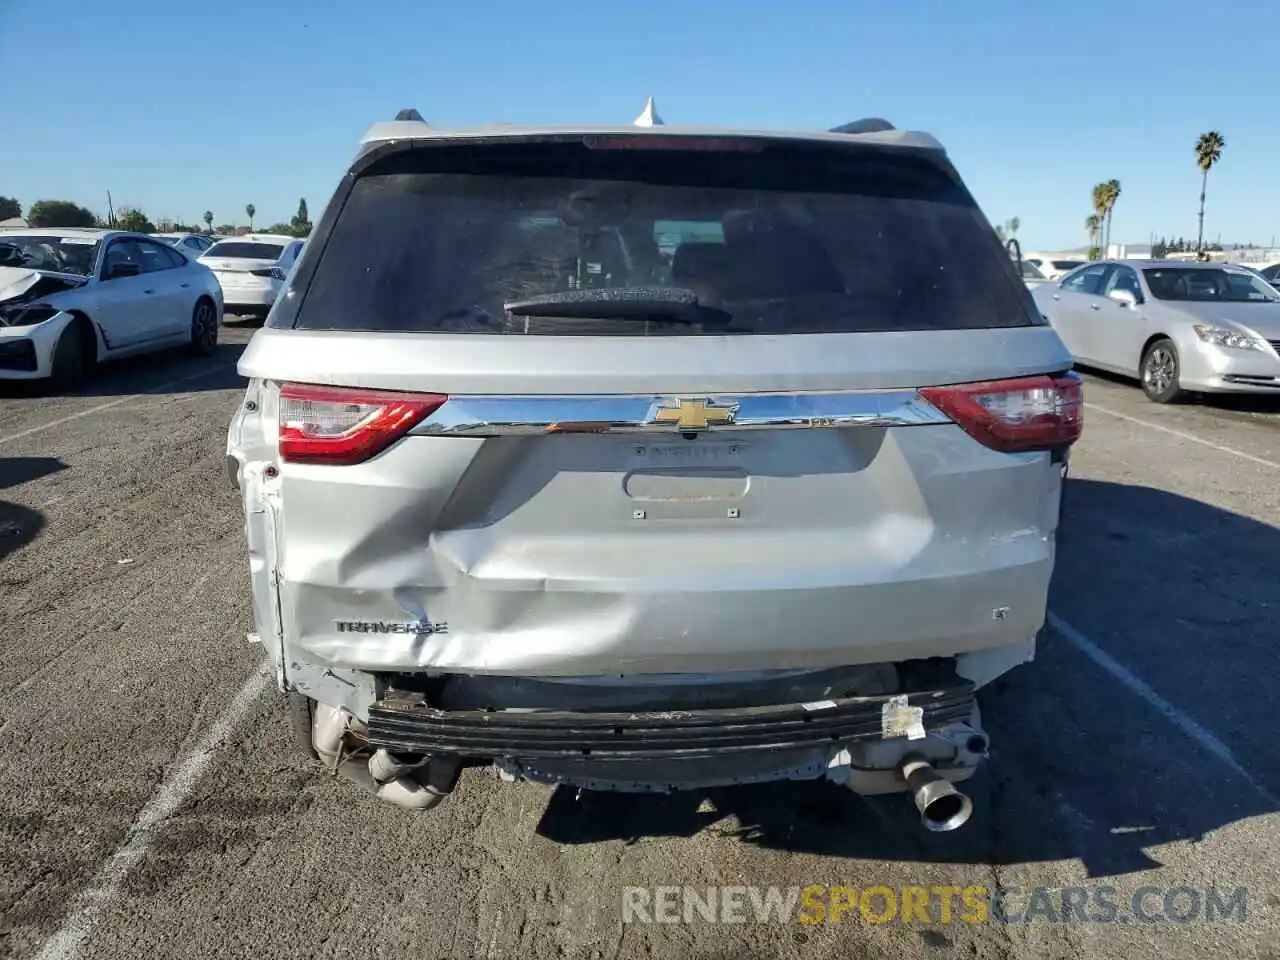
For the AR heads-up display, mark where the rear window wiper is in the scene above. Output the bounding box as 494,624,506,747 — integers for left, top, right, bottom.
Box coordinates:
504,287,732,325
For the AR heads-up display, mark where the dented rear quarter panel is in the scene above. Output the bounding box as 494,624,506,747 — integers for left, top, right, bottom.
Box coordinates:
228,379,288,684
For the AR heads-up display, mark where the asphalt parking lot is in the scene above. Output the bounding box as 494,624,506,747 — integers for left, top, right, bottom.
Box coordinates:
2,324,1278,960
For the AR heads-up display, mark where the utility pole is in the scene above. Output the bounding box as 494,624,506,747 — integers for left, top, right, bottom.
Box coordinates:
106,191,116,228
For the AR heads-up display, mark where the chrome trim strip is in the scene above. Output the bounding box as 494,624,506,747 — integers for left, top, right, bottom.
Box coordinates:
411,391,950,436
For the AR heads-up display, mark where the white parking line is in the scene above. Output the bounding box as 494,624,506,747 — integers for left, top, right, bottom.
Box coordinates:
0,362,238,448
1048,612,1279,807
32,661,271,960
1085,402,1280,471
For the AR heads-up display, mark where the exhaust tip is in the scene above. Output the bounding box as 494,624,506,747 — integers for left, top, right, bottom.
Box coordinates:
919,787,974,833
900,755,975,833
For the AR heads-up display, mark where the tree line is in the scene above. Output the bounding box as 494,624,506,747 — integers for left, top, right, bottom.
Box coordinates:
0,196,313,239
1149,237,1226,258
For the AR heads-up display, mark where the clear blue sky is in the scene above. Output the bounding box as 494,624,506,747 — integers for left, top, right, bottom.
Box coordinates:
2,0,1276,250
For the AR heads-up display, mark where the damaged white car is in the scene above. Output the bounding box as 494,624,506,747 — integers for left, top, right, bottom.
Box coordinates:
0,228,223,387
227,106,1082,832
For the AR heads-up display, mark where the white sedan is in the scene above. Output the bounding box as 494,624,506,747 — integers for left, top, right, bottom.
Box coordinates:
199,235,304,320
0,228,224,388
1025,255,1088,281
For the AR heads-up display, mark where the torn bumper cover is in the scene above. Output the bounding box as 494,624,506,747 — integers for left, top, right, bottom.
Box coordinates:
365,683,975,761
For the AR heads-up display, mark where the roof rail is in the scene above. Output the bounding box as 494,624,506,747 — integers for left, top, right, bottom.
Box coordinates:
829,117,896,134
633,96,664,127
394,108,426,122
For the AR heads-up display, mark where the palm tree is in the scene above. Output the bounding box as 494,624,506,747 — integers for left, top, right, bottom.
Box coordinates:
203,210,213,233
1091,183,1108,230
1085,214,1103,258
245,203,256,230
1090,183,1109,258
1194,131,1225,253
992,217,1019,244
1102,179,1121,252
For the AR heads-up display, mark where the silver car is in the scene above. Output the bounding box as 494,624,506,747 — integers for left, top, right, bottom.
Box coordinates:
153,232,217,259
226,107,1083,831
1033,259,1280,402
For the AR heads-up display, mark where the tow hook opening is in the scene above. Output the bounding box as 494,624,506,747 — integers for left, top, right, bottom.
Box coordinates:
899,755,974,833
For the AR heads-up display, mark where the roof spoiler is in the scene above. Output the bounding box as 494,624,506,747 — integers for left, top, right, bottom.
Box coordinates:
829,117,896,134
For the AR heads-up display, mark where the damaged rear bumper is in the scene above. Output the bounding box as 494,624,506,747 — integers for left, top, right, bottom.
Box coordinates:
365,682,975,761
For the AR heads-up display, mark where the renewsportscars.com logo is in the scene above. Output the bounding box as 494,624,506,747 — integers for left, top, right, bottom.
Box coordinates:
621,885,1248,926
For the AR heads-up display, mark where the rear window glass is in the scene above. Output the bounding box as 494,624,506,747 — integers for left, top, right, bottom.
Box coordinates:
1052,260,1085,270
206,241,284,260
287,138,1041,336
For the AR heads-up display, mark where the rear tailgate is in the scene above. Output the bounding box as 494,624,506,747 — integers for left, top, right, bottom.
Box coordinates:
236,132,1078,677
201,240,286,289
207,258,278,287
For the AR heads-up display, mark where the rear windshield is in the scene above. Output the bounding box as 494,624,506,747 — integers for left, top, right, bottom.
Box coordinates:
287,138,1041,336
1052,260,1085,270
206,241,284,260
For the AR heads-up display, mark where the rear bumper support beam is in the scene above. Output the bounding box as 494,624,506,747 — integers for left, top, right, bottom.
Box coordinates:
365,684,975,761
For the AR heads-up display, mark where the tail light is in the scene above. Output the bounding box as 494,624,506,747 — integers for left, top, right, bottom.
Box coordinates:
251,267,286,280
278,383,448,465
919,372,1083,453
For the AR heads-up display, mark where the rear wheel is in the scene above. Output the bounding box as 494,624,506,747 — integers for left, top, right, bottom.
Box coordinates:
1140,338,1185,403
49,319,92,390
190,298,219,356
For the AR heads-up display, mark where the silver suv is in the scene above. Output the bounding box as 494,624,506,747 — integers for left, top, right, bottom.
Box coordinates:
227,105,1082,832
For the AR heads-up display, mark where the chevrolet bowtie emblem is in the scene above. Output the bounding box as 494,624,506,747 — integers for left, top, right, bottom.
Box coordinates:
652,397,738,431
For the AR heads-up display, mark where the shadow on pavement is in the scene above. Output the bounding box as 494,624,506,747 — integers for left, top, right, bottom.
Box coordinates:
1082,365,1280,414
0,457,62,560
537,478,1279,879
0,456,67,491
221,313,267,329
0,342,246,400
0,500,45,561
